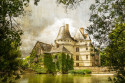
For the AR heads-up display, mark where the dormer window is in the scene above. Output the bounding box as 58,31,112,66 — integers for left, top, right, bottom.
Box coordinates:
76,47,79,52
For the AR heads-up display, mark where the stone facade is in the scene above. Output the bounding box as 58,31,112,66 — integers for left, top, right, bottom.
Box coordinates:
55,24,99,68
32,24,99,68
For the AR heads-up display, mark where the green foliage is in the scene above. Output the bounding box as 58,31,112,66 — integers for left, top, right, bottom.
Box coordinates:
44,53,56,73
104,23,125,82
87,0,125,46
87,0,125,82
0,0,40,82
42,53,74,74
35,67,47,74
100,51,107,66
68,69,91,74
28,52,74,74
31,64,47,74
21,56,30,69
30,51,37,64
0,39,22,82
57,0,83,8
54,53,74,74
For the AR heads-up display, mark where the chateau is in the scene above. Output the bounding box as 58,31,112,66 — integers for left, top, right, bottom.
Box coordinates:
32,24,99,68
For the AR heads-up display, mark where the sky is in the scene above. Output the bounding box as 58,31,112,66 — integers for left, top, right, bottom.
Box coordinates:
19,0,95,57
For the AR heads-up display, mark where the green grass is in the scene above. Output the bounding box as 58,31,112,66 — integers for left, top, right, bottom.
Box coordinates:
68,69,91,74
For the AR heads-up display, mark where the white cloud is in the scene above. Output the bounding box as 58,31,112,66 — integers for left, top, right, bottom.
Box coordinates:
20,0,95,57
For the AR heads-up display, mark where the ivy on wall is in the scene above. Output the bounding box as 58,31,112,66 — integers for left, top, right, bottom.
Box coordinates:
44,53,74,74
44,53,56,73
29,51,74,74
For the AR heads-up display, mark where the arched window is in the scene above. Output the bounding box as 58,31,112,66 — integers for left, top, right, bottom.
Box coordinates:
76,47,79,52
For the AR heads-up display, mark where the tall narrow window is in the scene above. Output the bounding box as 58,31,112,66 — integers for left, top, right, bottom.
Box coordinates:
76,55,79,60
86,47,88,50
76,63,79,67
86,55,88,60
76,47,79,52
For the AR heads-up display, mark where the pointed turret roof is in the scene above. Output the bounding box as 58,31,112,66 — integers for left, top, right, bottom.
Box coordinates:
74,29,84,40
56,24,73,41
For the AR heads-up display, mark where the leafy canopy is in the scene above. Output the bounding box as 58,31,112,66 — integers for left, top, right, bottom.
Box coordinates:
0,0,39,82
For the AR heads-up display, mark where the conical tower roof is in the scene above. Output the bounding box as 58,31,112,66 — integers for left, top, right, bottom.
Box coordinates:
74,29,84,40
56,24,73,40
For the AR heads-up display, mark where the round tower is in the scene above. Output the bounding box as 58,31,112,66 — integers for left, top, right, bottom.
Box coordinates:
55,24,74,45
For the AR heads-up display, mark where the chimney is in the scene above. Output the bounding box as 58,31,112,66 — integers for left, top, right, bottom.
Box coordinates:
80,27,84,35
65,24,69,32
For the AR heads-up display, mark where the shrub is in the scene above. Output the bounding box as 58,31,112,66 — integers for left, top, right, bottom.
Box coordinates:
68,69,91,74
35,67,47,74
82,69,91,74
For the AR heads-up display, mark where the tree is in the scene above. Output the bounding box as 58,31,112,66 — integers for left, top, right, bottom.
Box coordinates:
104,23,125,82
87,0,125,46
57,0,83,8
100,51,107,66
0,0,39,82
87,0,125,82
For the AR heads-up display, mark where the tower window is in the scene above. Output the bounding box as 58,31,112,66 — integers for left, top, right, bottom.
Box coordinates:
76,55,79,60
86,55,88,60
76,63,79,67
76,47,79,52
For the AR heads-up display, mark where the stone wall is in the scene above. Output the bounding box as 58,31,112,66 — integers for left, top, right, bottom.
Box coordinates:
74,67,116,74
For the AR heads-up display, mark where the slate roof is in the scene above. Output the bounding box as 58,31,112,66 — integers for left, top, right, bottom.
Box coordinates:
38,42,52,52
32,41,52,54
56,26,73,41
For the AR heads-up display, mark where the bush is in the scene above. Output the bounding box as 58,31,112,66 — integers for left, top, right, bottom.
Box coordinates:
21,56,30,69
68,69,91,74
31,63,47,74
34,67,47,74
82,69,91,74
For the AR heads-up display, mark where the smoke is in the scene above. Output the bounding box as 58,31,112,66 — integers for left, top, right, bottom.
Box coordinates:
19,0,95,57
